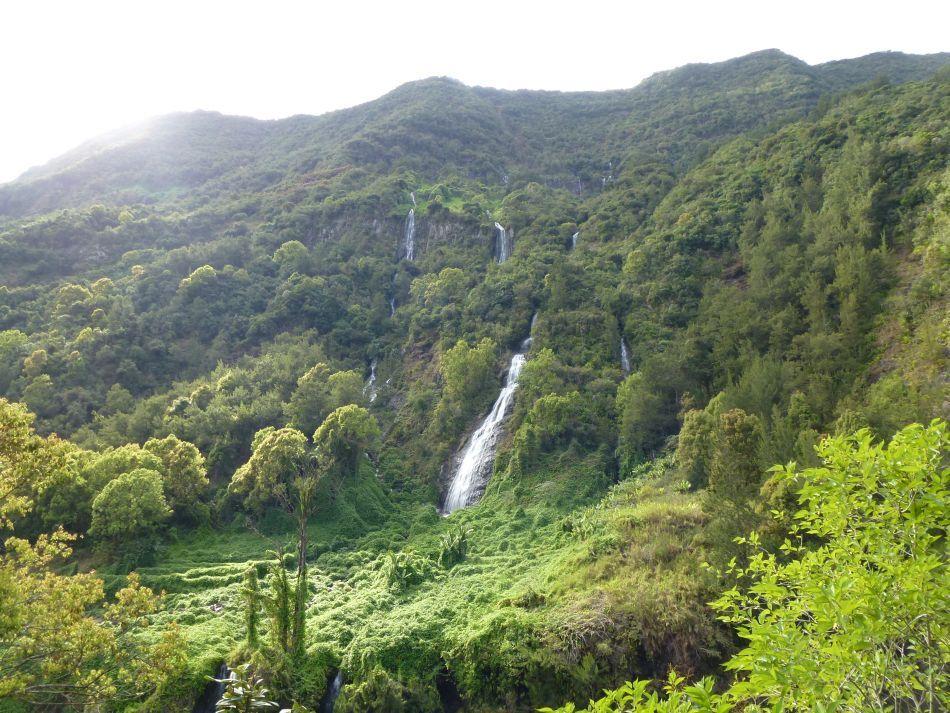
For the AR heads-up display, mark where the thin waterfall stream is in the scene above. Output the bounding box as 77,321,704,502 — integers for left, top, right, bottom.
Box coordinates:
403,208,416,261
319,670,344,713
620,337,632,374
363,359,378,403
193,663,230,713
494,222,511,263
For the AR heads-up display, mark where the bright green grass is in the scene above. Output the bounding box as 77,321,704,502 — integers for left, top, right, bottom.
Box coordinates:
133,450,721,710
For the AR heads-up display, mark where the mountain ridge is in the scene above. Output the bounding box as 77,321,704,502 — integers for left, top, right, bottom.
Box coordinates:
2,48,946,219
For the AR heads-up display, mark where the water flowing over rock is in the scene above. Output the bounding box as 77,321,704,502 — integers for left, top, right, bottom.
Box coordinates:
495,222,512,263
403,208,416,260
193,662,230,713
319,670,344,713
522,312,538,350
620,337,632,374
364,359,378,403
389,297,396,317
442,351,526,514
410,191,416,207
572,231,579,250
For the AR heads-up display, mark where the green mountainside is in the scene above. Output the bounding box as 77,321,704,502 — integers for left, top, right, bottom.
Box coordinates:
0,50,947,711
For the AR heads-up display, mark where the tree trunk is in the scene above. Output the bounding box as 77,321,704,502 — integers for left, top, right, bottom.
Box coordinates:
291,510,307,655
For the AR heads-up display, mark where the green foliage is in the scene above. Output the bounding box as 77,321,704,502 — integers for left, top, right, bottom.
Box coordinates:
144,433,209,516
436,526,469,568
312,405,380,480
82,443,164,493
615,372,666,468
539,671,729,713
336,666,440,713
675,408,716,489
714,420,949,709
707,409,763,500
90,467,171,542
213,663,279,712
549,420,949,711
377,549,435,591
0,50,947,713
429,337,498,439
231,427,312,512
242,567,260,647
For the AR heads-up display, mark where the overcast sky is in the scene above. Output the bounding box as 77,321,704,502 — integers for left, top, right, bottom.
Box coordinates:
1,0,947,183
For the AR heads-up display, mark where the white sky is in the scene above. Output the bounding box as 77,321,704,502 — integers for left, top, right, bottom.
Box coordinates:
1,0,947,183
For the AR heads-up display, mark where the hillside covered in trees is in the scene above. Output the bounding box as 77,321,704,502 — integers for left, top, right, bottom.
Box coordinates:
0,49,947,712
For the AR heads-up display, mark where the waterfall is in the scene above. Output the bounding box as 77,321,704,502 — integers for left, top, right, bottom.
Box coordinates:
319,670,344,713
571,231,579,250
389,297,396,317
442,351,526,514
193,663,230,713
410,191,416,207
620,337,632,374
522,312,538,350
495,222,511,263
364,359,378,403
403,209,416,261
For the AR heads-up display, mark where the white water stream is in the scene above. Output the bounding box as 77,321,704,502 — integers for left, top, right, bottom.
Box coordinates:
442,351,526,514
620,337,632,374
363,359,378,403
495,222,511,263
403,208,416,261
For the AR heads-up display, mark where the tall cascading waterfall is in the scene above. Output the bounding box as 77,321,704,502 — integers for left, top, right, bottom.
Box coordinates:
620,337,632,374
494,222,511,263
403,208,416,261
363,359,378,403
442,314,535,515
389,297,396,317
571,231,579,250
442,352,526,514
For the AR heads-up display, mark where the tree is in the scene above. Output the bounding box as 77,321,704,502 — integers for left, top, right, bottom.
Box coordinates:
0,399,70,528
0,403,184,707
675,408,716,488
242,567,260,648
273,240,310,277
90,468,171,542
81,443,164,493
0,536,185,708
615,372,665,470
440,338,497,406
326,370,365,409
287,363,332,434
551,421,948,712
430,338,497,437
144,434,209,514
713,420,948,709
230,428,319,656
312,405,380,481
0,330,28,393
708,409,762,500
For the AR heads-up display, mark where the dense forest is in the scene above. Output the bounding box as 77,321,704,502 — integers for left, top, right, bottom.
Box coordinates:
0,49,947,711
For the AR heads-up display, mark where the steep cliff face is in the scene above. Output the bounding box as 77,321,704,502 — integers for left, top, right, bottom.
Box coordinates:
305,210,491,261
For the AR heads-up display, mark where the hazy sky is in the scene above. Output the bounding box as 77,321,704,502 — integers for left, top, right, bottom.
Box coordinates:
2,0,947,183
